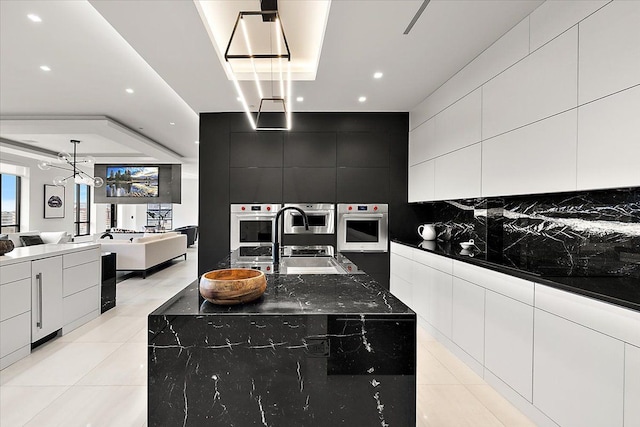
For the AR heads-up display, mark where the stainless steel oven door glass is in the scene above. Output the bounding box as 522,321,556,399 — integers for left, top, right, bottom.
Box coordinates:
230,204,281,250
283,203,335,234
337,204,388,252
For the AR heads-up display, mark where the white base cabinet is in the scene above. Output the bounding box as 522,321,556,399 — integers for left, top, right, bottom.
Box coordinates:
484,290,533,402
390,242,640,427
0,261,31,369
31,256,63,342
0,244,101,369
533,309,625,427
452,277,485,364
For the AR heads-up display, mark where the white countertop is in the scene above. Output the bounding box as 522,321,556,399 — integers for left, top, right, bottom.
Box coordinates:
0,243,101,266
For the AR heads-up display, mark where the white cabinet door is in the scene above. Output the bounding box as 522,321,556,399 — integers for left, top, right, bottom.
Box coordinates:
485,290,534,401
625,344,640,427
481,109,577,197
389,274,412,309
408,160,435,202
533,309,624,427
578,0,640,104
426,265,453,338
451,277,485,363
31,256,63,342
411,261,430,322
577,86,640,191
434,143,481,200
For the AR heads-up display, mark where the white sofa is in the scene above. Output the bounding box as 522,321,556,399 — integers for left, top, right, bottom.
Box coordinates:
6,230,72,247
98,232,187,278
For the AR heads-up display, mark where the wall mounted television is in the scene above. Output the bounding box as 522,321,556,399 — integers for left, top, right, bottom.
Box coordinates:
106,166,159,198
94,164,182,204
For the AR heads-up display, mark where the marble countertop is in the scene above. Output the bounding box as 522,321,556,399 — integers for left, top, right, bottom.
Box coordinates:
152,255,413,317
0,242,101,266
394,239,640,312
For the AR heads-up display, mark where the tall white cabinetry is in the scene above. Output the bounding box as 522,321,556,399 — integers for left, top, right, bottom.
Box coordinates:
31,256,63,342
389,242,640,427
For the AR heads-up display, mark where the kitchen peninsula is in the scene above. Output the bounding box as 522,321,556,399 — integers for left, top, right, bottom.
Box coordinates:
148,253,416,426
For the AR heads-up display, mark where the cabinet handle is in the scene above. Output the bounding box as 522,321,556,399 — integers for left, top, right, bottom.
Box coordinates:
36,273,43,329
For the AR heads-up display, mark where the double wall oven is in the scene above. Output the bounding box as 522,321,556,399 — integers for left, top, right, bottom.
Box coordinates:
337,203,389,252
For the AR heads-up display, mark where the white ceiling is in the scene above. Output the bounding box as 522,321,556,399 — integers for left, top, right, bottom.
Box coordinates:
0,0,544,169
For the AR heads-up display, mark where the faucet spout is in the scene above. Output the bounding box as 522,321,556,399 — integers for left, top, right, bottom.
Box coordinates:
272,207,309,266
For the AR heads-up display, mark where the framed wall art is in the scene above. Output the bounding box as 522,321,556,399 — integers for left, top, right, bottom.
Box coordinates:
44,184,65,218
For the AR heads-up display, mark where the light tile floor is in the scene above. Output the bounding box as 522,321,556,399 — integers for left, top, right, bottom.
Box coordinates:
0,247,535,426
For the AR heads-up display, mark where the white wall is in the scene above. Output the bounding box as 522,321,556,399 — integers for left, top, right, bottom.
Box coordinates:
172,176,198,228
1,152,76,234
409,0,640,202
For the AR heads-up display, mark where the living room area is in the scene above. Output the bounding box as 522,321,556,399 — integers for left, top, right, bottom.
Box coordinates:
0,139,199,369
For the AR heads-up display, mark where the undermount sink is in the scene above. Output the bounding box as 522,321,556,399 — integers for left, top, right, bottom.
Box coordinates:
279,256,348,275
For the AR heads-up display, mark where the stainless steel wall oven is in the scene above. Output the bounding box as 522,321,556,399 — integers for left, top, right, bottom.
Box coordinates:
337,204,388,252
283,203,335,234
230,204,281,251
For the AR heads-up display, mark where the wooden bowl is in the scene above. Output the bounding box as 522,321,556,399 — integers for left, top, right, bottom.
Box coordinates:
199,268,266,305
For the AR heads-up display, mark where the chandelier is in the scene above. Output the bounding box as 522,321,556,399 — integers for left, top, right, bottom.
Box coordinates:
37,140,104,187
225,3,291,131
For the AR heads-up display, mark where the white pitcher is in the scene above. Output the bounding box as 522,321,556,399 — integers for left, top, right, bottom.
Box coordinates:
417,224,436,241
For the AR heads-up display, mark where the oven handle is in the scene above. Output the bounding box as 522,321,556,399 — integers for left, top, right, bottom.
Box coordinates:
341,213,385,219
289,210,332,216
234,215,277,220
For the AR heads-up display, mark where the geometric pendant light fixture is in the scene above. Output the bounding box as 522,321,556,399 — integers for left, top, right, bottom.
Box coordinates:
224,1,292,131
37,139,104,187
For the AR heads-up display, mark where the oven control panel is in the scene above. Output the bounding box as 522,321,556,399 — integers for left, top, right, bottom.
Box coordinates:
338,204,388,214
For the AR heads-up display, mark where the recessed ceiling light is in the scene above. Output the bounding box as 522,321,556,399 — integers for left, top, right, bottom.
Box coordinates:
358,96,367,102
236,97,242,102
39,65,51,71
194,140,200,144
170,122,175,126
27,14,42,22
373,72,383,79
125,88,134,94
296,96,304,102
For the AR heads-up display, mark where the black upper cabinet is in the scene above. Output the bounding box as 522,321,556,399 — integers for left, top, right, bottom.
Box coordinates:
284,133,336,167
229,168,283,203
337,132,390,168
283,168,336,203
230,132,283,167
337,168,390,203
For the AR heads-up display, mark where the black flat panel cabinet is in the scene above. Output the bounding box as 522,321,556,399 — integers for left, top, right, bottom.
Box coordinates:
230,132,283,167
337,168,390,203
284,133,336,167
283,168,336,203
101,252,116,313
229,168,283,203
337,132,390,168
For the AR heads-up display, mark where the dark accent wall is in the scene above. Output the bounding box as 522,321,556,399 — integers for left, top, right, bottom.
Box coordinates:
198,112,420,288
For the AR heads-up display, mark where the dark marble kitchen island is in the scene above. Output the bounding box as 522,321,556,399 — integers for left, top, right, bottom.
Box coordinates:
148,259,416,426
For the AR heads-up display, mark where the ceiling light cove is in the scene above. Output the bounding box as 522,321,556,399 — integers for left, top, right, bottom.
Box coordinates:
358,96,367,103
195,1,331,82
125,88,134,94
40,65,51,71
27,14,42,22
373,72,383,79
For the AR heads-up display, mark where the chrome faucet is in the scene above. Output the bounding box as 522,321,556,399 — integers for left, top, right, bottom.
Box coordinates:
272,207,309,265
